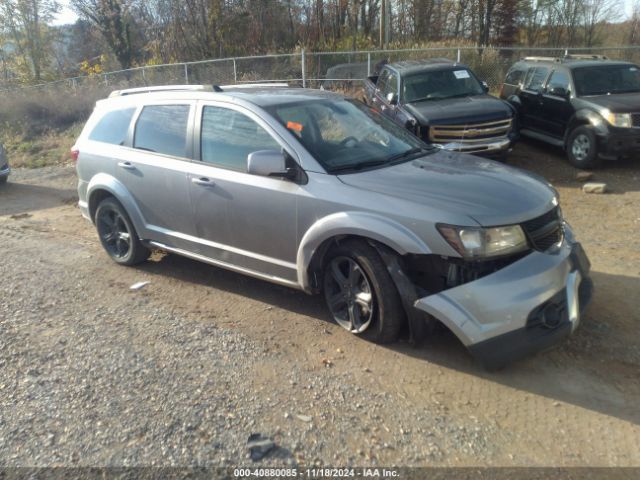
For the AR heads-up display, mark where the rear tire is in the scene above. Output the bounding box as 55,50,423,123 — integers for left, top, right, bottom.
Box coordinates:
95,197,149,266
567,126,601,169
323,239,405,344
0,176,7,185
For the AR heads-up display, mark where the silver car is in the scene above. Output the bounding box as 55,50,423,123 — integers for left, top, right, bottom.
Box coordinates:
0,143,9,184
74,85,592,367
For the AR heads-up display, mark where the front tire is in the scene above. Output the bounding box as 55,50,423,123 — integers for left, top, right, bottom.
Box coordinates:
567,126,601,169
95,197,149,266
323,240,405,344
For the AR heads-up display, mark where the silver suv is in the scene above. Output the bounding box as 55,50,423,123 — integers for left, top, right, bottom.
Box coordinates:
0,143,9,184
74,85,592,367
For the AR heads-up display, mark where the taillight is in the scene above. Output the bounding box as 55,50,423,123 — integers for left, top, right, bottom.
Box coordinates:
70,148,79,162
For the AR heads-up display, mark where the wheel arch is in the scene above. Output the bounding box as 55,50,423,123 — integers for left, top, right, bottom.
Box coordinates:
296,211,431,293
86,174,146,234
564,110,608,147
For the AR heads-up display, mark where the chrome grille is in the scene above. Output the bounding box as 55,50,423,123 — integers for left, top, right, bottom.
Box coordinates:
521,207,564,252
429,118,512,143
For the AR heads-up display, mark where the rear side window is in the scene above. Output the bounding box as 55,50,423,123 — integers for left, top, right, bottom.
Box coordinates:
200,106,280,171
504,68,525,85
134,105,190,158
88,107,136,145
523,67,550,92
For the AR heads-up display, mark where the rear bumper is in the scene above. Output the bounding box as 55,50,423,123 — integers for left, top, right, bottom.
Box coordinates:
597,131,640,159
414,226,592,367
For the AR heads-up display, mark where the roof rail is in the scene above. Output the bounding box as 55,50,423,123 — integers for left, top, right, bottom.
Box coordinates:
108,85,213,97
522,56,561,62
214,82,290,90
564,54,608,60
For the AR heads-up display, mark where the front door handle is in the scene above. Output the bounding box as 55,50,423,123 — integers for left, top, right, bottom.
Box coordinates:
191,177,215,187
118,161,136,170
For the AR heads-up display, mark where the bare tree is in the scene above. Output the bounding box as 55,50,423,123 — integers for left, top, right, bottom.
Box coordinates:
629,0,640,44
582,0,621,46
70,0,136,69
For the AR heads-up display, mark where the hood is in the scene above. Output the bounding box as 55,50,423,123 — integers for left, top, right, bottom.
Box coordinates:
338,151,557,226
578,92,640,113
403,95,513,125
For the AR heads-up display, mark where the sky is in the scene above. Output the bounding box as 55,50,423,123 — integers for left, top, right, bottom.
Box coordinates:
52,1,78,26
52,0,637,28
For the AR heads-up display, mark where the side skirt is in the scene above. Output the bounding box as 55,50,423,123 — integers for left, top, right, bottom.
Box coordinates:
146,240,303,291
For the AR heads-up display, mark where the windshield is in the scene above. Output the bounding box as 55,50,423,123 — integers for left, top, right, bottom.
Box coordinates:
402,69,485,103
573,65,640,96
267,99,432,173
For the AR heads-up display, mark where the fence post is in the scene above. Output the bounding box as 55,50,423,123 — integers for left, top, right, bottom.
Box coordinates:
301,49,306,88
233,58,237,84
184,64,189,84
103,74,108,86
142,67,147,85
367,52,371,76
457,48,461,63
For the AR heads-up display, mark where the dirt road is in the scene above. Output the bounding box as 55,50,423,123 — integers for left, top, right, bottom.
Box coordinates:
1,141,639,467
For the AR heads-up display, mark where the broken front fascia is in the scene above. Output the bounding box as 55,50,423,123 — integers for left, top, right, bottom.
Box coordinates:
412,224,591,365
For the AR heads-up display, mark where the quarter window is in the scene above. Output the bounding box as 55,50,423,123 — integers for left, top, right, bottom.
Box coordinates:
524,67,550,92
200,106,280,171
134,105,190,158
89,107,136,145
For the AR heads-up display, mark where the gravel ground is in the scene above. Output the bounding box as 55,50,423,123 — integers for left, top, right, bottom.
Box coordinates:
1,142,639,468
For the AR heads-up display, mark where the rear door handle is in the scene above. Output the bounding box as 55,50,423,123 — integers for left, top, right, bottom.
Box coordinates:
118,161,136,170
191,177,215,187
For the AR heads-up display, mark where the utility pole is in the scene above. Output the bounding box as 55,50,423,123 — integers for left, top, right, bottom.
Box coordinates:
379,0,386,49
379,0,391,49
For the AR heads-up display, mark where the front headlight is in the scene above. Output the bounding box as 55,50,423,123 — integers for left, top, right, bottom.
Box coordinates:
437,224,528,259
604,110,632,128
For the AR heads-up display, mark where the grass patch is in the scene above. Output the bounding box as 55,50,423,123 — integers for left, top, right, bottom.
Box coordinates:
2,124,83,169
0,82,109,169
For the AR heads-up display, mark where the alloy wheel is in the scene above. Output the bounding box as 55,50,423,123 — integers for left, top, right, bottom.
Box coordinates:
324,256,375,333
97,208,132,259
571,134,591,161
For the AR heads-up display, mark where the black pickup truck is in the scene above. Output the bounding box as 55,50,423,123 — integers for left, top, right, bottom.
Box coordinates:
363,59,518,158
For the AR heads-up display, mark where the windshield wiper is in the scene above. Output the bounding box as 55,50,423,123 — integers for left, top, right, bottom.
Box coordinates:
408,96,443,103
386,147,430,163
329,147,430,173
329,159,389,173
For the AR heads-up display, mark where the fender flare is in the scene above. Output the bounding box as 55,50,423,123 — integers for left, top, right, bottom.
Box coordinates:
564,110,609,145
296,211,432,292
86,173,147,235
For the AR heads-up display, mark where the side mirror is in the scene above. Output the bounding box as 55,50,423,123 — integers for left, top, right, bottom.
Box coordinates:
247,150,293,179
386,92,398,105
481,81,490,93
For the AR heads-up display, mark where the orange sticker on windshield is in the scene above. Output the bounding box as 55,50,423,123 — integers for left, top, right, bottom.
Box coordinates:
287,121,304,132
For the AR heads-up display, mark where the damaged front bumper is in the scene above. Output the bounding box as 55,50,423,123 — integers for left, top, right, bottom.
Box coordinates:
414,226,592,367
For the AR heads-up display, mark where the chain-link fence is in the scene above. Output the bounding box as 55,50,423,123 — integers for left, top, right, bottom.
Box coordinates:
4,45,640,96
3,45,639,139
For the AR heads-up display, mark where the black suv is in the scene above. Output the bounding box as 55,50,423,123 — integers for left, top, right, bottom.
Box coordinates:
500,55,640,168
